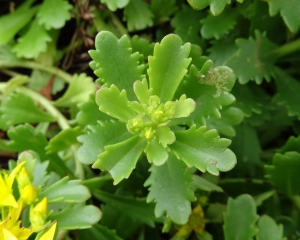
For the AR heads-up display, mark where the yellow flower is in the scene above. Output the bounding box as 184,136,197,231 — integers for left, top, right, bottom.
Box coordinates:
0,162,25,208
39,222,57,240
19,184,38,205
17,167,32,189
0,200,33,240
30,198,48,228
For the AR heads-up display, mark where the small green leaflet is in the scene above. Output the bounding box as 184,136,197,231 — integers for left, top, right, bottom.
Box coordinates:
54,74,96,107
170,125,236,176
0,92,56,127
46,127,82,154
225,31,277,84
257,215,284,240
268,0,300,33
145,153,194,224
124,0,153,31
200,8,238,39
223,194,258,240
100,0,130,11
12,18,52,59
187,0,244,16
89,31,144,101
93,190,156,227
77,121,131,164
93,135,147,184
148,34,191,103
39,176,91,203
0,0,37,45
273,67,300,120
37,0,72,30
49,204,102,229
265,152,300,196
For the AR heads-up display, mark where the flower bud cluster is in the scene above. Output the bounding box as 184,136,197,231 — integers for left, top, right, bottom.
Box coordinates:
126,95,176,140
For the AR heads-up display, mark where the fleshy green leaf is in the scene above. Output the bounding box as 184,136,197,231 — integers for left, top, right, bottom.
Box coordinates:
191,175,223,192
131,36,155,62
150,0,177,22
100,0,130,11
46,127,82,154
77,121,130,164
124,0,153,31
133,79,152,104
223,194,259,240
171,5,205,45
89,31,144,100
93,135,147,184
12,19,52,59
144,138,168,166
257,215,284,240
280,135,300,153
156,126,176,148
144,153,195,224
0,0,37,45
0,45,20,68
170,125,236,175
268,0,300,33
39,176,91,203
225,31,277,84
273,67,300,119
173,95,196,118
148,34,191,102
93,190,156,227
1,75,29,100
265,152,300,196
0,92,56,127
37,0,72,30
49,204,102,229
95,85,136,122
54,74,96,107
200,8,238,39
206,106,244,137
76,95,113,126
179,63,236,126
187,0,243,16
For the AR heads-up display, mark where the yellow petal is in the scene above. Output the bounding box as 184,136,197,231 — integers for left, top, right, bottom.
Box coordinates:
20,184,38,204
0,194,18,208
7,161,26,188
40,222,57,240
3,228,18,240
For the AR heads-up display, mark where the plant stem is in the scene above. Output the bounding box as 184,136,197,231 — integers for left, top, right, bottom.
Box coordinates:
219,178,268,185
290,195,300,213
275,38,300,58
4,61,73,83
17,86,71,130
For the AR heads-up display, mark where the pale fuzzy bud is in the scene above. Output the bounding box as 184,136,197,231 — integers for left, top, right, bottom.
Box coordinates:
30,198,48,228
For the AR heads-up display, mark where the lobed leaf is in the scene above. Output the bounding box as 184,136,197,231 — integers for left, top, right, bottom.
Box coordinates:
223,194,258,240
148,34,191,102
0,0,37,45
93,190,156,227
39,176,91,203
89,31,144,101
0,92,56,127
267,0,300,33
93,135,147,184
225,31,277,84
46,127,82,154
49,204,102,229
201,8,238,40
12,18,52,59
265,152,300,196
54,74,96,107
77,121,130,164
124,0,154,31
257,215,284,240
144,153,195,224
170,125,236,176
37,0,72,30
